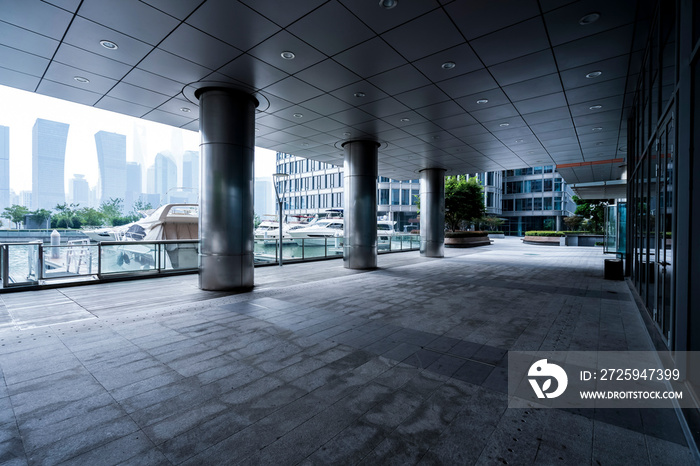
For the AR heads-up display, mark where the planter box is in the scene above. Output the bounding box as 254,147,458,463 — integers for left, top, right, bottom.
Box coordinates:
565,234,604,246
522,236,565,246
488,233,505,239
445,235,491,248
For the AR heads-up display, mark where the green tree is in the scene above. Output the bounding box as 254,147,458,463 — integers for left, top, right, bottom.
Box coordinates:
444,175,486,231
572,196,609,233
31,208,53,229
129,199,152,218
563,215,583,231
1,205,30,229
77,207,104,227
52,203,81,228
478,215,504,231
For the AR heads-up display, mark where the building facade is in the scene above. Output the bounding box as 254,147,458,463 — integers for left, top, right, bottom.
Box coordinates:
31,118,69,210
0,125,9,212
125,162,142,211
275,152,419,232
147,152,177,205
181,150,199,204
94,131,127,207
68,174,89,206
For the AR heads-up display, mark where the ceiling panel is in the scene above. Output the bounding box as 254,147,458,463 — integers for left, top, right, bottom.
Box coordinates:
0,0,651,182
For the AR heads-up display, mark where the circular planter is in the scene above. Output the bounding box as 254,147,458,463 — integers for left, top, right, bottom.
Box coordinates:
444,232,491,248
522,236,564,246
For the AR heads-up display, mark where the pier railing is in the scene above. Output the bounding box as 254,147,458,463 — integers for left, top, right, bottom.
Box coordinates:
0,234,420,291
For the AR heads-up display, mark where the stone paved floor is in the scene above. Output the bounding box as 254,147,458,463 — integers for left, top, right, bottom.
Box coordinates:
0,238,697,465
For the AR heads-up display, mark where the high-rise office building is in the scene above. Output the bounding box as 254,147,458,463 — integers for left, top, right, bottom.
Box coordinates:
182,150,199,203
0,125,9,211
68,174,89,206
125,162,142,211
147,152,177,204
254,177,274,219
95,131,127,208
31,118,69,210
275,152,420,232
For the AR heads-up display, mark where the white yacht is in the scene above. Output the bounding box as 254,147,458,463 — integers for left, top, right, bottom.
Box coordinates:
288,218,396,243
82,204,198,242
254,220,295,244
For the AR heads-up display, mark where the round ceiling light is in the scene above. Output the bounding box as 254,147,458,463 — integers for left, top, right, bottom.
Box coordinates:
180,107,191,113
400,118,410,122
293,113,303,118
354,92,366,98
476,99,489,104
280,51,295,60
585,71,602,78
592,127,603,131
579,12,601,25
73,76,90,83
99,40,118,50
441,61,456,70
499,123,510,127
589,105,603,110
379,0,398,9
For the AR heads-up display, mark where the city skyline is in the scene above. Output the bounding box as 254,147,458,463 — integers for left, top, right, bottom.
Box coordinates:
0,85,277,199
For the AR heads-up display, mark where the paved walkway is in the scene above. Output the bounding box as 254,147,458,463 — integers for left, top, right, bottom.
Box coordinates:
0,238,697,465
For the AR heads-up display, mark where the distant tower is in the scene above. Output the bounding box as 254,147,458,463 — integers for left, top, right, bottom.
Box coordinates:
32,118,69,210
0,125,9,211
182,150,199,203
148,152,177,204
69,174,90,206
125,162,142,210
95,131,127,208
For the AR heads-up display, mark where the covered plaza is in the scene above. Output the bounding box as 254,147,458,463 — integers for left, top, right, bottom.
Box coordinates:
1,0,700,463
0,239,696,464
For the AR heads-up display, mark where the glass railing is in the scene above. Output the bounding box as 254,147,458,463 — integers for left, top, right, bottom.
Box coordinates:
0,234,420,290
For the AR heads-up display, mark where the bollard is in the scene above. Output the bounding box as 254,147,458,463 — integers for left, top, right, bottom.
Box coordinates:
50,230,60,259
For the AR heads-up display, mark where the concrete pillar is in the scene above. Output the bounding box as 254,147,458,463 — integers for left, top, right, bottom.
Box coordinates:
196,88,256,290
420,168,445,257
342,140,379,269
556,215,562,231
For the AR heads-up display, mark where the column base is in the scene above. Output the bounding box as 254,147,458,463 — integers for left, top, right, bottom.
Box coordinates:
421,240,444,258
343,245,377,269
199,253,254,291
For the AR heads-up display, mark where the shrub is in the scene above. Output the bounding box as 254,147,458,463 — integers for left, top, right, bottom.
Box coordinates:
595,241,604,246
525,231,565,237
445,230,489,238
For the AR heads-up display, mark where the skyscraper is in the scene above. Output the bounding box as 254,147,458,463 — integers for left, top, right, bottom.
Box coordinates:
0,125,9,211
182,150,199,203
32,118,69,210
125,162,142,211
95,131,127,208
69,174,89,206
148,152,177,204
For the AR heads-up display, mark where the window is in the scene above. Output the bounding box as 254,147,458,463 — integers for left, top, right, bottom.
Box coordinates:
544,165,553,173
502,199,514,211
554,179,562,192
487,172,494,186
554,197,562,210
487,191,494,208
534,197,542,210
530,180,542,192
401,189,411,205
379,189,389,205
534,166,543,174
516,198,532,211
411,189,419,205
544,197,553,210
391,189,400,205
544,179,553,191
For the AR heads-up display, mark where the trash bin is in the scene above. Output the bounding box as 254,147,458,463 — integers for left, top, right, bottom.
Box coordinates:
604,258,623,280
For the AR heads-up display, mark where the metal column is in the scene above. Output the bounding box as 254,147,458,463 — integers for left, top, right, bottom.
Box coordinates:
420,168,445,257
342,140,379,269
197,88,256,290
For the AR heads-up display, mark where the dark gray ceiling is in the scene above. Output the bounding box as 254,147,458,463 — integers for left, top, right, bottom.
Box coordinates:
0,0,651,182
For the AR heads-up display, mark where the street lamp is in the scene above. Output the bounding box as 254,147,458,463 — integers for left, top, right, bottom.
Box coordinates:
272,172,290,266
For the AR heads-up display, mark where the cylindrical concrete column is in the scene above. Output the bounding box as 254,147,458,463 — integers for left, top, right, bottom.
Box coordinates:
556,215,563,231
197,88,256,290
343,140,379,269
420,168,445,257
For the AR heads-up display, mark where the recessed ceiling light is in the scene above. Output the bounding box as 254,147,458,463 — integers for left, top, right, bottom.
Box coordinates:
400,118,410,122
301,143,309,147
343,132,351,137
579,12,601,25
255,128,260,132
99,40,118,50
354,92,366,98
515,139,524,143
293,113,303,118
596,142,604,146
73,76,90,83
586,71,602,78
476,99,489,104
589,105,603,110
499,123,510,127
379,0,398,9
280,51,295,60
180,107,191,113
592,127,603,131
441,61,456,70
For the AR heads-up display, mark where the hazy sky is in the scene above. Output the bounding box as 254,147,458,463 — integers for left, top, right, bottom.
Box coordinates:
0,85,277,193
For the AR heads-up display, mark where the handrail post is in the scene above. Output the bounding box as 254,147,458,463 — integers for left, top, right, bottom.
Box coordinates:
97,243,102,277
1,245,8,288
